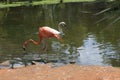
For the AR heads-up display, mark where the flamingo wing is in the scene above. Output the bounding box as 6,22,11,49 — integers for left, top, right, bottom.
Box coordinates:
39,27,60,38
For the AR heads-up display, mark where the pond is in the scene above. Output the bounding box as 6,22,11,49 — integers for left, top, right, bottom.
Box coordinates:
0,2,120,67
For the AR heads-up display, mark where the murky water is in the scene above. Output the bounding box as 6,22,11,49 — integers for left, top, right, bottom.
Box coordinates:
0,2,120,67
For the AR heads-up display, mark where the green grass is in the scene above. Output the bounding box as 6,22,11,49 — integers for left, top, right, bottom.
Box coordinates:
0,1,57,8
32,0,60,5
64,0,95,2
0,2,27,8
0,0,113,8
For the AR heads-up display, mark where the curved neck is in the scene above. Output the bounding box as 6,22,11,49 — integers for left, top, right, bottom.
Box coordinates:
29,38,42,45
58,25,63,34
23,38,42,48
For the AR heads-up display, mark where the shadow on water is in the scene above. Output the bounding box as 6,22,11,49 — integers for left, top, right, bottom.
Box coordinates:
0,2,120,68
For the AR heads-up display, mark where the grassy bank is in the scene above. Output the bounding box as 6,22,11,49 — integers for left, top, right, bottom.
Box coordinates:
0,0,114,8
0,0,96,8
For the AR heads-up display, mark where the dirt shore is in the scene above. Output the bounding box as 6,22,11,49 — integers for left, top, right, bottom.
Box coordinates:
0,64,120,80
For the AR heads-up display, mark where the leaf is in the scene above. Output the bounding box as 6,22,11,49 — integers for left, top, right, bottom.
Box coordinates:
109,16,120,26
94,8,111,15
95,16,108,24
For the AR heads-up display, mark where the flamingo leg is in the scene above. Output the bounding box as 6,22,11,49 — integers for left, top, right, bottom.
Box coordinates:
42,39,48,51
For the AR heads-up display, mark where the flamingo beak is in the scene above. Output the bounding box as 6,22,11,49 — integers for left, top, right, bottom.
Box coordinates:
63,23,67,30
22,41,28,51
23,45,26,51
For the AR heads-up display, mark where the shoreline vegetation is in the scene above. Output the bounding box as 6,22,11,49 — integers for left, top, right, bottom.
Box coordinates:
0,0,113,8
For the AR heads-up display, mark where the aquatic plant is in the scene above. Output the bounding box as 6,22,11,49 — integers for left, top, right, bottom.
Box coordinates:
95,0,120,26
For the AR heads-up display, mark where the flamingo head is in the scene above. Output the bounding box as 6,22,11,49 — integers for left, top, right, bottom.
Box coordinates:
23,41,28,51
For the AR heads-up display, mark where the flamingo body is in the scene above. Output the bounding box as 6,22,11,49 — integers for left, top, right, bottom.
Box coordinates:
39,26,61,38
23,22,66,51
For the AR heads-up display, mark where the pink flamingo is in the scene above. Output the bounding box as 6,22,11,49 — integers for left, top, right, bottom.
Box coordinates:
23,22,66,51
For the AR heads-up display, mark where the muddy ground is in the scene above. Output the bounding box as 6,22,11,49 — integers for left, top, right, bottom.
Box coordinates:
0,64,120,80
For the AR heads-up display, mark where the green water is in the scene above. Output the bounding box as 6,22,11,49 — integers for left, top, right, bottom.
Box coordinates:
0,2,120,67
